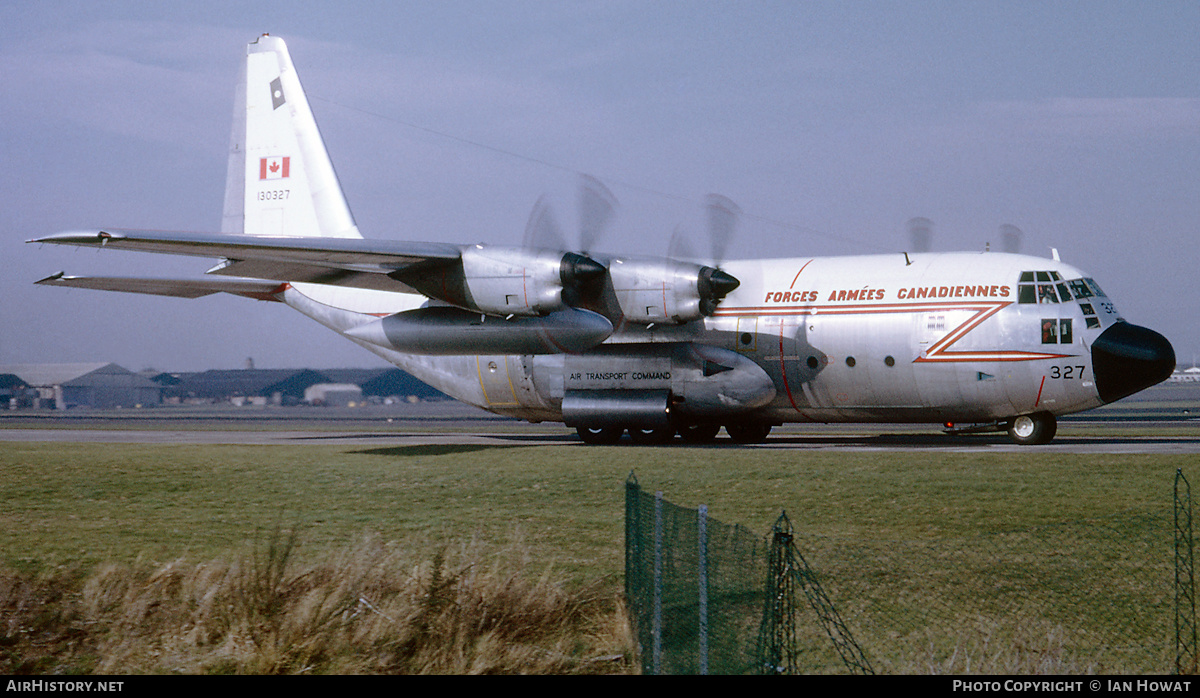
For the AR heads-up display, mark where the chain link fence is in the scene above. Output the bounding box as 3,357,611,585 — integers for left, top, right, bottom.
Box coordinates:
625,474,767,674
626,471,1193,675
797,510,1172,673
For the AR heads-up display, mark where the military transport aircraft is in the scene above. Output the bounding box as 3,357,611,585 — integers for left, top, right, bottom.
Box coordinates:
29,35,1176,445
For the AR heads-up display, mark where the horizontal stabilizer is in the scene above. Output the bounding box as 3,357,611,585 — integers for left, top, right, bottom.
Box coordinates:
35,273,286,301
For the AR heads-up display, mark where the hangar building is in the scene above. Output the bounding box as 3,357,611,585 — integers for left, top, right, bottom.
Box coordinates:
0,363,162,409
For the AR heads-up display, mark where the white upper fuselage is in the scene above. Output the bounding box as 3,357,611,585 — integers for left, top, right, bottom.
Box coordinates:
284,249,1117,425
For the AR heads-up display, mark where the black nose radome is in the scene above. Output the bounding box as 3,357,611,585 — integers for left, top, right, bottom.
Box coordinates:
1091,322,1176,404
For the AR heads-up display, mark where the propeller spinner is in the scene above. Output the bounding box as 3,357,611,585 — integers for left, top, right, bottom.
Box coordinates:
688,194,741,315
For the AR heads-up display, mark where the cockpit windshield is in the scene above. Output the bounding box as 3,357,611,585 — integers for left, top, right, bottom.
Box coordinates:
1019,271,1111,330
1019,272,1107,305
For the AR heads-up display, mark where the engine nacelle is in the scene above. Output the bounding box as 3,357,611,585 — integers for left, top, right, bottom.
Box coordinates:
460,245,569,316
607,258,739,324
391,245,605,318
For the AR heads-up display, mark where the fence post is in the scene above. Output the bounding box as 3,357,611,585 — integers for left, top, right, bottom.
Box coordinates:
1176,469,1196,674
757,512,798,674
653,490,664,675
699,504,709,675
625,472,639,611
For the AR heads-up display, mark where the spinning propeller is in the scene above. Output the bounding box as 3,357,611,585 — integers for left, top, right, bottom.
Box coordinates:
696,194,741,314
519,176,741,323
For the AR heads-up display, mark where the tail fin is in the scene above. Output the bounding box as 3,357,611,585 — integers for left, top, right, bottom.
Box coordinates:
221,34,361,239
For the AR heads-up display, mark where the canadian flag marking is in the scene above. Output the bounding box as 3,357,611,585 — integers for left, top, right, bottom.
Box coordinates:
259,156,291,180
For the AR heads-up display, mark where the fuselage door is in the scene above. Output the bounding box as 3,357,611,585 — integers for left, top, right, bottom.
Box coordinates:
476,355,519,407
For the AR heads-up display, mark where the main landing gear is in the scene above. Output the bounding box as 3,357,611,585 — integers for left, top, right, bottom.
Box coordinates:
574,422,773,445
574,426,624,445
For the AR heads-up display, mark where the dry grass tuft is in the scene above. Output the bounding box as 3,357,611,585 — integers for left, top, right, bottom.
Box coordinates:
1,531,634,675
887,616,1102,675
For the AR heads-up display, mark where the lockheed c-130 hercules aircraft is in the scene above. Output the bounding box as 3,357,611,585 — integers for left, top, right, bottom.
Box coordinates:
30,34,1177,445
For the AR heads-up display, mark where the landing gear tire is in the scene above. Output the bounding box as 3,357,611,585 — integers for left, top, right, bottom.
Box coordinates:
725,423,772,444
1006,412,1057,445
678,423,721,444
628,426,676,445
576,426,624,445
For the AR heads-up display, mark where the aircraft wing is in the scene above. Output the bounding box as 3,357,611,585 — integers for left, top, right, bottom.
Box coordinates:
28,229,462,293
34,272,288,301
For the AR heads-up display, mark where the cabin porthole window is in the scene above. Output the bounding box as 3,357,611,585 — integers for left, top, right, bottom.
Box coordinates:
845,356,856,367
884,356,895,367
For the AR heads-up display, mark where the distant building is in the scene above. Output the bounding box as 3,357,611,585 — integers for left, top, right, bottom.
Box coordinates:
0,373,29,408
165,368,331,405
163,367,447,405
304,383,364,406
328,368,448,401
1168,367,1200,384
0,363,161,409
0,363,448,409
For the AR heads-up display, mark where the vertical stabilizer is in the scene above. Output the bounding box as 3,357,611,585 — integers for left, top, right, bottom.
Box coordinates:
221,34,361,239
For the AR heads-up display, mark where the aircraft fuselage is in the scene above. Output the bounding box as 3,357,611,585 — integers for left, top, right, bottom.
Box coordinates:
284,249,1175,441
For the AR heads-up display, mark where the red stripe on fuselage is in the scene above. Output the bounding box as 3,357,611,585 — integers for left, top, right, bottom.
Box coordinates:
788,259,814,290
713,299,1074,363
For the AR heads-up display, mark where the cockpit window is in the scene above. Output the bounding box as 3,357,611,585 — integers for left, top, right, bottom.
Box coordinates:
1018,271,1065,303
1042,318,1073,344
1067,278,1093,299
1063,278,1108,329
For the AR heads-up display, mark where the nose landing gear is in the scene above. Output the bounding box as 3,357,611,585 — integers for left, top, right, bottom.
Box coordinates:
1006,412,1057,445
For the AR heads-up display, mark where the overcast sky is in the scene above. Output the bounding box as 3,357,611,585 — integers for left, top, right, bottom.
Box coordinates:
3,1,1198,372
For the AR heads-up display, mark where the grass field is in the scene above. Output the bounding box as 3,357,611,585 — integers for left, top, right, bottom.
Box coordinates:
3,441,1190,572
1,437,1197,673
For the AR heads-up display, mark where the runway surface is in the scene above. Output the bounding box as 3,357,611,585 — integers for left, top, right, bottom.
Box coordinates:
2,385,1197,453
2,426,1198,453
